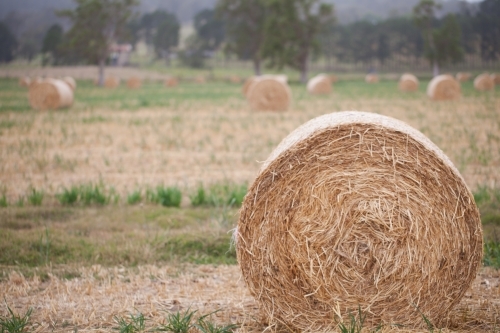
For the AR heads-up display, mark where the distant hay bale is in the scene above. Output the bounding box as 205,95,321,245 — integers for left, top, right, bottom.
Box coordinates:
194,76,206,84
456,72,471,82
242,76,257,97
427,75,461,101
398,73,419,92
307,74,332,94
61,76,77,91
30,77,44,88
229,75,242,84
28,78,74,110
474,73,494,91
127,77,142,89
491,73,500,85
105,77,121,88
164,77,178,87
328,74,338,83
236,111,482,332
19,76,31,88
246,76,291,111
365,73,379,83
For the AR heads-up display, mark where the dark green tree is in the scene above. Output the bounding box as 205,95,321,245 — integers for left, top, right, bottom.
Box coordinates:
261,0,335,83
58,0,138,85
433,14,464,67
0,22,18,63
42,24,64,65
216,0,267,75
152,12,180,64
18,39,38,63
475,0,500,61
179,34,206,68
413,0,441,76
194,9,225,51
377,33,390,65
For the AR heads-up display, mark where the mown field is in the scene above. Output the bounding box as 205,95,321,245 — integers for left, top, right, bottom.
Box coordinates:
1,72,500,332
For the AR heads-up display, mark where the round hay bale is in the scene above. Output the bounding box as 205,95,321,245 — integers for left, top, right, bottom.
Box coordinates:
456,72,471,82
398,73,419,92
365,73,379,83
427,75,461,101
127,77,142,89
329,74,338,83
307,74,332,95
194,76,206,84
164,77,178,87
246,76,291,111
473,73,494,91
19,76,31,88
491,73,500,85
229,75,242,84
28,78,74,110
30,77,44,88
237,111,482,331
242,76,257,97
61,76,77,91
105,77,120,88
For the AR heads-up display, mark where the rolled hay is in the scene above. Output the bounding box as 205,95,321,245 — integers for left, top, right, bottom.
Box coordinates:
164,77,178,87
307,74,332,95
328,74,338,83
491,73,500,85
194,76,206,84
237,111,482,332
473,73,494,91
456,72,471,82
28,78,74,110
427,75,461,101
18,76,31,88
242,76,257,97
127,77,142,89
229,75,242,84
398,73,419,92
365,73,379,83
104,77,121,88
30,77,44,88
61,76,77,91
246,76,292,111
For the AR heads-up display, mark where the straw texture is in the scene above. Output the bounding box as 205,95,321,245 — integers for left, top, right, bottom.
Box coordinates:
62,76,77,91
492,73,500,85
427,75,461,101
105,77,120,88
456,72,471,82
242,77,257,97
28,78,74,110
398,73,419,92
127,77,142,89
307,74,332,95
237,111,482,332
474,73,494,91
365,74,379,83
246,76,291,112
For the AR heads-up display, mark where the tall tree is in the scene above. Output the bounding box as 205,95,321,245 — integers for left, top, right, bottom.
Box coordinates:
0,22,17,63
413,0,441,76
194,9,225,52
475,0,500,61
152,12,180,64
216,0,267,75
58,0,138,85
42,24,64,66
261,0,335,83
433,14,464,67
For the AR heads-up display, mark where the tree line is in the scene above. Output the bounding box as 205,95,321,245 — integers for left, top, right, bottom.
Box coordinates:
0,0,499,83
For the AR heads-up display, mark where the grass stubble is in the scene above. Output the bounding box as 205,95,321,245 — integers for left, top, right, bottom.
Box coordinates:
0,76,499,332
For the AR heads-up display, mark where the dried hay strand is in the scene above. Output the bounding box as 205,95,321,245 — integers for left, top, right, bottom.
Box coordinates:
164,77,178,87
491,73,500,85
127,76,142,89
456,72,471,82
398,73,419,92
61,76,77,91
18,76,31,88
28,78,74,110
427,74,461,101
365,73,379,83
246,76,292,112
237,111,482,332
307,74,332,95
104,76,121,88
474,73,494,91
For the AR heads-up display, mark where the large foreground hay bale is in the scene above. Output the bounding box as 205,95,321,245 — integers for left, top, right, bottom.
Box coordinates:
307,74,332,95
127,77,142,89
365,73,379,83
164,77,178,87
492,73,500,85
246,76,291,111
237,111,482,331
456,72,471,82
242,76,257,97
28,78,74,110
62,76,77,91
474,73,494,91
398,73,419,92
19,76,31,88
427,75,461,101
105,77,120,88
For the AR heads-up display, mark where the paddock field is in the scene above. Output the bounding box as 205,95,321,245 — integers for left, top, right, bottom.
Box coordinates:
0,70,500,332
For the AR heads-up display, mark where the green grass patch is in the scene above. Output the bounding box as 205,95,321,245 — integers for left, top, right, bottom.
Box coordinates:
147,186,182,207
